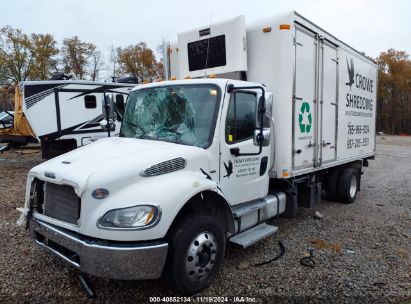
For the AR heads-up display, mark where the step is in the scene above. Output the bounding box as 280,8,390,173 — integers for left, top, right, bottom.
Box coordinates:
229,223,278,248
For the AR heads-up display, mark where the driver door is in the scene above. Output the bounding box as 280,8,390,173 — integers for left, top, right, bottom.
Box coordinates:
219,88,271,205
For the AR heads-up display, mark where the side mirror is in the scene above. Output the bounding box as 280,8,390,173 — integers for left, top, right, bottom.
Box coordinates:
257,96,266,124
253,129,270,146
102,94,115,119
115,95,125,120
100,119,115,132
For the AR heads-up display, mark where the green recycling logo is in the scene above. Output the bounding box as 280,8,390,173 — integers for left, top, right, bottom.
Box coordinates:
298,102,312,133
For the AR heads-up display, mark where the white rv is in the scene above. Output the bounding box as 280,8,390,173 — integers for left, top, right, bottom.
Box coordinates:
0,111,14,128
20,80,136,158
20,12,377,295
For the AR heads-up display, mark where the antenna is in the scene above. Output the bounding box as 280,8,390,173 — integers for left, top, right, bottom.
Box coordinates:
204,13,213,78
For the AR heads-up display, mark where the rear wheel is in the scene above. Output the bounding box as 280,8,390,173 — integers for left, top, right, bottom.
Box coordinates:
165,215,226,295
337,168,359,204
325,169,339,201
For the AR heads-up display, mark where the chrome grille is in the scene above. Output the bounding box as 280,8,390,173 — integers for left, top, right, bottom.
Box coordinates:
43,183,80,225
141,157,187,177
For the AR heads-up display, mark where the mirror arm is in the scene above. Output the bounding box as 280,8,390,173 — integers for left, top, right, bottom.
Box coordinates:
103,91,111,137
103,89,129,130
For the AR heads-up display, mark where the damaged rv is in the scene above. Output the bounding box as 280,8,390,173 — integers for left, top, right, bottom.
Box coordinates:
19,80,135,158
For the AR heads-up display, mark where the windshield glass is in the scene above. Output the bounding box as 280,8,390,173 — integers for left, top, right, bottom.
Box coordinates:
120,85,220,148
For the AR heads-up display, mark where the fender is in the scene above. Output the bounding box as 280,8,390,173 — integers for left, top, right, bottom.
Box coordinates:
79,170,233,241
169,182,236,237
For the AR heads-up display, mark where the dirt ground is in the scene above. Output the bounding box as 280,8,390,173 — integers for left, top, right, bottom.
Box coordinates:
0,136,410,303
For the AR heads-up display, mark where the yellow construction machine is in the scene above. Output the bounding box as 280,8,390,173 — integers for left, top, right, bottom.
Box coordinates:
0,85,37,150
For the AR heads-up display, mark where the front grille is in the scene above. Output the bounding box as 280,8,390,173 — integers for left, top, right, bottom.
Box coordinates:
141,157,187,177
43,182,80,225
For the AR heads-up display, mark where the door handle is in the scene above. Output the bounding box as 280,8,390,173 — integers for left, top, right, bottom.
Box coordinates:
307,141,315,148
230,147,240,156
322,141,331,147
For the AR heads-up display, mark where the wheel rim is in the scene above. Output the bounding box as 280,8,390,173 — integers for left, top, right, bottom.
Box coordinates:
185,231,217,282
349,174,357,198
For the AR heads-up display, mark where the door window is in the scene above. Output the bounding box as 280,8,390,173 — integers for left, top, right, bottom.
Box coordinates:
225,92,256,144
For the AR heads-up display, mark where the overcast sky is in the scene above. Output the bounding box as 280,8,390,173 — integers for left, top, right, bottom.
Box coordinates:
1,0,410,71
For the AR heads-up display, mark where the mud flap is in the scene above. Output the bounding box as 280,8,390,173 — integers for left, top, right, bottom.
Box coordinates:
298,181,322,209
284,186,298,218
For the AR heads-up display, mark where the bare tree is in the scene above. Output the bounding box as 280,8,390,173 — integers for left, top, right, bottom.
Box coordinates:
89,50,105,81
109,44,118,81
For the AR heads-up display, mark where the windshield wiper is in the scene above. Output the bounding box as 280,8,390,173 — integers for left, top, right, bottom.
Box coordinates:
139,130,183,144
140,134,157,140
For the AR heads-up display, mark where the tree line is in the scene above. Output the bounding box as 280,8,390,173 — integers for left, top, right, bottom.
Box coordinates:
0,26,163,84
376,49,411,134
0,25,410,134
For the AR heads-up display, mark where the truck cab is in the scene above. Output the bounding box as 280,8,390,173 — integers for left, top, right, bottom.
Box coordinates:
22,78,285,295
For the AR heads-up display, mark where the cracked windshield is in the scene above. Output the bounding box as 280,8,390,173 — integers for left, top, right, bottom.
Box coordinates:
120,85,220,148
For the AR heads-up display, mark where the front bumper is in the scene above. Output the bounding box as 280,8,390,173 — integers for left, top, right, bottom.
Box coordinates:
29,217,169,280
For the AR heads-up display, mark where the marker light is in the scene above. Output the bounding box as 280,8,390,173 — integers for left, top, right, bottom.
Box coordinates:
279,24,291,30
263,27,272,33
209,89,218,96
170,76,177,80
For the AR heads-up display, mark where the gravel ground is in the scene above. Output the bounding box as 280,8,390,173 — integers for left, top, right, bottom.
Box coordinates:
0,136,410,304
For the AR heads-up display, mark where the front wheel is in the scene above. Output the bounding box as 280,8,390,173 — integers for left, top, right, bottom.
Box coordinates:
165,215,226,295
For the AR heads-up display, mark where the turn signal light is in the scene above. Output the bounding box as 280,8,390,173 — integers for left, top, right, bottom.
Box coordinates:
280,24,291,30
145,208,156,224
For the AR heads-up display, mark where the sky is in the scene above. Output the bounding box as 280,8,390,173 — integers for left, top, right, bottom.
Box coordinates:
1,0,410,76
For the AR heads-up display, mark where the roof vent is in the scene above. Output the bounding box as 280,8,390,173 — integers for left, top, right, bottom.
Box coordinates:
140,157,187,177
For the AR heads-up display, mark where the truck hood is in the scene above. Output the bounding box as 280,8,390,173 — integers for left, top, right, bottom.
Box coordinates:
29,137,210,194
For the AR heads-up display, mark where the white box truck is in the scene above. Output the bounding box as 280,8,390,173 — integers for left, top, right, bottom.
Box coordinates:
19,11,377,295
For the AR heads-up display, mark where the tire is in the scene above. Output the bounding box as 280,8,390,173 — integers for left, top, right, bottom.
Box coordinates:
337,168,358,204
165,215,226,295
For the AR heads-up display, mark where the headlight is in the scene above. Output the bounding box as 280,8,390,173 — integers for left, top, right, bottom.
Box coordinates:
98,205,160,229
